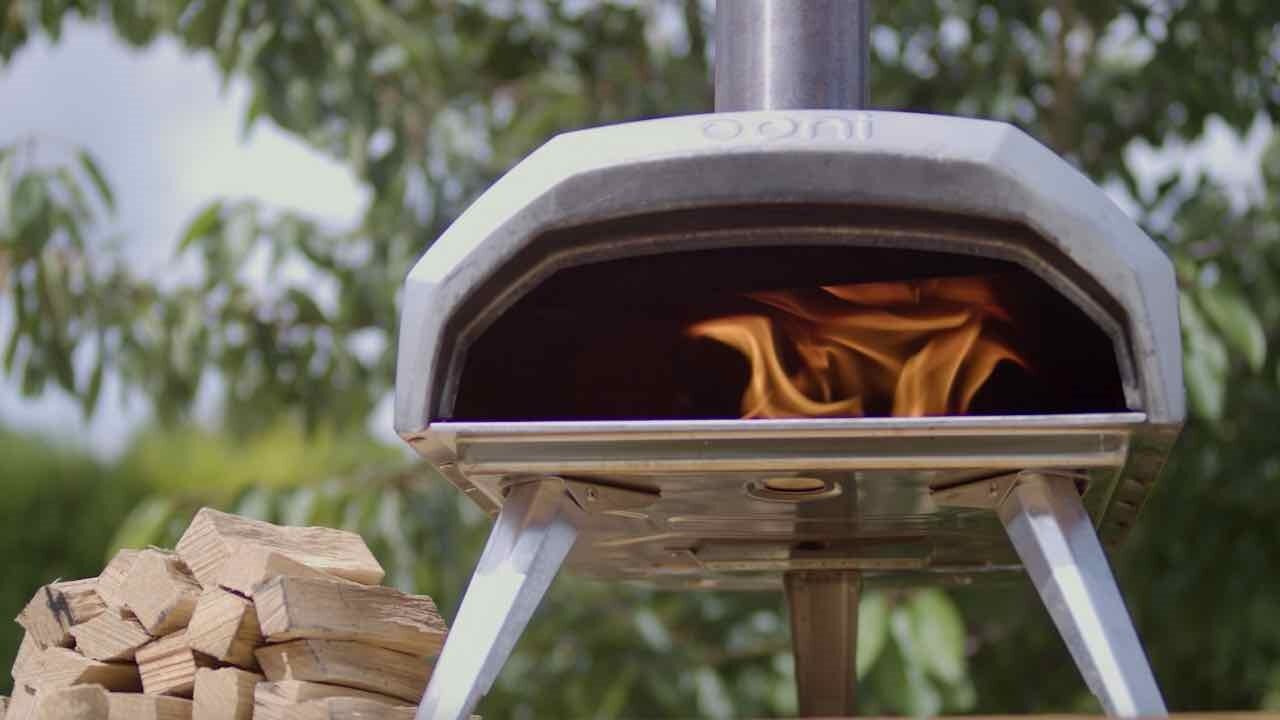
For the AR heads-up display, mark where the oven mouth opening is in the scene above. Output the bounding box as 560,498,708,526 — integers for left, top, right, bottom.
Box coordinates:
450,242,1128,422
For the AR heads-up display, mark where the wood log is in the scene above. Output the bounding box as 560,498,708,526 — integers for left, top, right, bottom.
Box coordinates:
6,684,39,720
192,667,261,720
176,508,383,588
254,576,446,658
16,579,106,648
33,684,108,720
252,681,407,720
136,631,216,697
255,640,430,703
215,547,340,598
122,551,202,636
70,609,152,662
187,590,262,669
280,697,415,720
95,550,141,610
12,633,40,681
107,693,194,720
14,646,140,692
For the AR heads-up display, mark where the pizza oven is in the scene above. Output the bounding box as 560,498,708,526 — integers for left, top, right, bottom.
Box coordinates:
399,3,1182,718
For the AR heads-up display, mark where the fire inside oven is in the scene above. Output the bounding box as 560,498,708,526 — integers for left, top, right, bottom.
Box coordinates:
448,206,1128,422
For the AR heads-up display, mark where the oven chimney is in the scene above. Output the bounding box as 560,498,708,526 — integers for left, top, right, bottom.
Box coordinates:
714,0,871,112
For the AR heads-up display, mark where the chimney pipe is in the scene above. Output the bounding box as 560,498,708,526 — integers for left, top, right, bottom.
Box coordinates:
714,0,870,112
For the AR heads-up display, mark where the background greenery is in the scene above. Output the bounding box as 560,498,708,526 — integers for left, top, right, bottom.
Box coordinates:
3,0,1280,716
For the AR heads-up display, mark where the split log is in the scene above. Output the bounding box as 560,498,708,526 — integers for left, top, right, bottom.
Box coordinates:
108,693,194,720
215,547,340,598
252,681,406,720
122,551,202,636
255,639,430,703
192,667,261,720
176,508,383,588
33,684,108,720
70,609,152,662
187,590,262,669
14,646,140,692
136,631,215,697
280,697,416,720
12,633,40,681
95,550,141,610
6,684,39,720
255,576,447,657
16,579,106,648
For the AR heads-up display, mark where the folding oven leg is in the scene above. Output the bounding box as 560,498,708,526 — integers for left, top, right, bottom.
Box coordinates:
997,473,1166,717
784,570,861,717
416,478,580,720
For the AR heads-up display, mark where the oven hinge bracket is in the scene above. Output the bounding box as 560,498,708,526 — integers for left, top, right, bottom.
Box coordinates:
932,469,1088,510
561,478,661,515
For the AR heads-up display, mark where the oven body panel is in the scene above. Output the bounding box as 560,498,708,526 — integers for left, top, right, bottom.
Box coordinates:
395,110,1184,436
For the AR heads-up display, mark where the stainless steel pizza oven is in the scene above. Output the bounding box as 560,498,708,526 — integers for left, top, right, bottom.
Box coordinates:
399,3,1183,719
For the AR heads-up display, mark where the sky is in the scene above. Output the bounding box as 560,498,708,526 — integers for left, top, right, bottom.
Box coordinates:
0,17,1274,458
0,19,370,455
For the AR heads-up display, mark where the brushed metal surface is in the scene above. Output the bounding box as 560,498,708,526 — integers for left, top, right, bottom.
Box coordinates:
715,0,870,111
785,570,862,715
403,413,1174,586
415,479,580,720
999,473,1166,717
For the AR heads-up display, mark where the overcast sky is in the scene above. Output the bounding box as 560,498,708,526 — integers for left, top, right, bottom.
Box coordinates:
0,19,368,455
0,18,1273,458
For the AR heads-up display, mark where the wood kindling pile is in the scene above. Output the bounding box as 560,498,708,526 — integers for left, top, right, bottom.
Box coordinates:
5,507,451,720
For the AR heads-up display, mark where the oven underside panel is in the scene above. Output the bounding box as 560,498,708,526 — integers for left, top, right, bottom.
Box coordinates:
409,413,1177,589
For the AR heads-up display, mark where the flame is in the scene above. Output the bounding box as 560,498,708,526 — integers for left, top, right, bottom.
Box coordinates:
686,277,1026,418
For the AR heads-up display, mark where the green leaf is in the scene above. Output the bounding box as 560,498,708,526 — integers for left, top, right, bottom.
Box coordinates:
1197,285,1267,372
107,495,175,556
83,357,105,416
241,92,266,141
232,484,276,520
76,150,115,212
1184,335,1228,421
907,589,967,684
12,173,48,238
1181,293,1229,421
53,206,85,250
596,664,637,719
857,590,888,678
54,167,92,222
692,666,732,719
21,361,46,396
177,201,224,255
881,611,944,718
50,340,76,393
3,319,22,374
287,288,327,324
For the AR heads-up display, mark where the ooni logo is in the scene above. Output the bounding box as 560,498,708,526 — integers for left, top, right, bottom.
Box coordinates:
700,113,873,142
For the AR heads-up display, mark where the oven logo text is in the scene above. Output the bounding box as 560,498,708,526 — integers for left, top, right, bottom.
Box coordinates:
700,113,873,143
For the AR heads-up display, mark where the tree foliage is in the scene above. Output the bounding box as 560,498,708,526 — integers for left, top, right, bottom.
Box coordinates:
3,0,1280,715
0,430,148,692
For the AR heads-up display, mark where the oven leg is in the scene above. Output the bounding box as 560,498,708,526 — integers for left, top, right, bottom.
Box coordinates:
784,570,862,716
997,473,1166,717
415,479,580,720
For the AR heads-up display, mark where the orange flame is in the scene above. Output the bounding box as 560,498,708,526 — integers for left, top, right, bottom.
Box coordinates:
686,277,1026,418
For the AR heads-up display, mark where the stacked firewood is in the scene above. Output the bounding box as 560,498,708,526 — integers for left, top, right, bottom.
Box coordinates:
3,508,448,719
